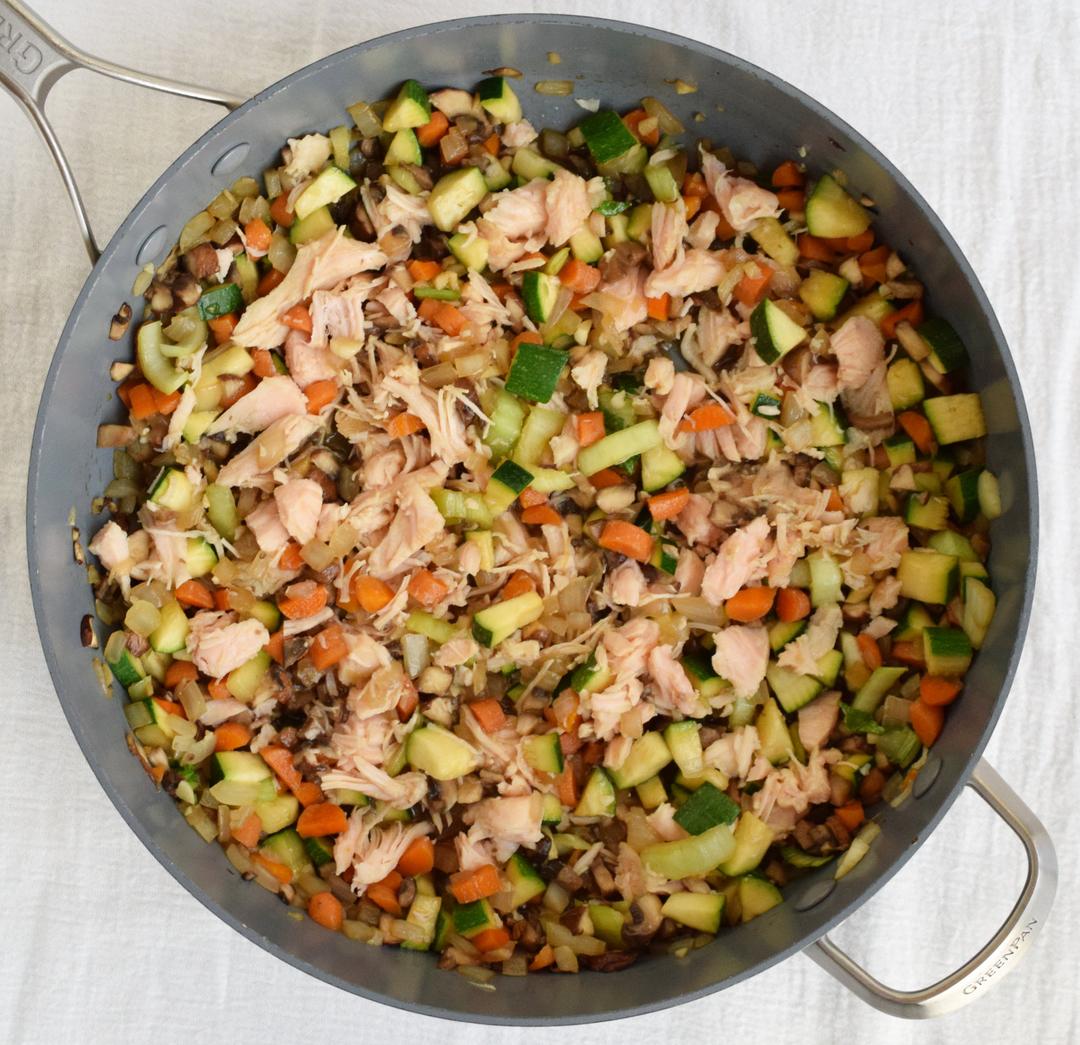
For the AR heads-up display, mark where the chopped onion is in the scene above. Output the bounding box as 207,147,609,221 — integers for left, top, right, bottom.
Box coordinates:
553,946,579,972
347,100,383,137
402,632,431,678
535,80,573,96
98,426,135,449
484,66,522,78
230,176,260,199
546,51,562,64
208,189,239,220
267,230,296,274
124,599,161,637
643,96,685,135
131,263,155,297
177,679,207,721
179,211,214,252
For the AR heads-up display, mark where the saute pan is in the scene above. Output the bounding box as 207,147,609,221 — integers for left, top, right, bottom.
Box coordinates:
10,0,1055,1023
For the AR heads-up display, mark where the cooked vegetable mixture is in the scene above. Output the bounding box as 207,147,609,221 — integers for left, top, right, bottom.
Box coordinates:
88,73,1001,978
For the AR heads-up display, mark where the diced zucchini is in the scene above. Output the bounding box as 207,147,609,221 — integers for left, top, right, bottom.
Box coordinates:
923,626,972,676
897,548,959,604
382,79,431,132
978,470,1003,520
522,732,564,774
226,650,271,702
452,898,500,938
477,76,522,123
569,654,614,695
472,592,544,647
894,601,935,641
569,228,603,263
505,337,567,402
635,774,668,811
255,795,300,835
448,231,489,271
662,891,725,934
183,410,218,444
247,599,283,632
262,828,311,876
185,536,218,578
406,722,482,780
289,204,336,246
887,357,926,410
919,318,969,374
851,666,906,714
578,420,661,475
768,619,807,653
588,904,626,947
641,824,736,880
206,485,237,543
480,154,513,191
430,488,493,527
644,162,681,204
805,173,871,238
506,852,546,908
718,812,775,877
767,662,824,713
575,768,617,817
294,166,357,220
541,792,563,824
640,443,685,492
664,721,704,777
149,600,189,654
483,388,526,460
401,894,443,951
579,110,638,166
945,469,982,523
884,431,916,467
750,298,805,364
756,698,794,765
427,167,488,232
810,403,847,448
196,282,244,321
749,217,799,266
923,394,987,445
485,459,533,514
304,835,335,867
384,129,422,167
838,294,896,328
904,493,950,530
798,269,849,321
961,576,996,650
808,549,843,606
106,631,146,687
406,611,458,645
780,845,834,869
510,147,561,181
211,751,270,784
514,405,565,467
148,467,196,511
877,726,921,768
608,731,672,789
737,874,783,922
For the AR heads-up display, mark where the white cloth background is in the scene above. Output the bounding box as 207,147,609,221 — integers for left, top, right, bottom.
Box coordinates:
1,1,1077,1041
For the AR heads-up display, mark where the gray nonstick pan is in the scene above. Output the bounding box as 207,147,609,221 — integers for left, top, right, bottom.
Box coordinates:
9,0,1054,1024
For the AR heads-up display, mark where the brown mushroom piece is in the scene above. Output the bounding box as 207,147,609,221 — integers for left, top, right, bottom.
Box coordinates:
621,893,663,947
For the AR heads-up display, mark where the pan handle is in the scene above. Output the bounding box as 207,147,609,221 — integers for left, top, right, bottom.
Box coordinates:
0,0,245,263
807,758,1056,1019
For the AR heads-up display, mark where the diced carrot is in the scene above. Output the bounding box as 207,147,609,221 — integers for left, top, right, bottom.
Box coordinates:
898,410,935,455
518,486,548,509
555,764,577,807
215,721,253,752
682,171,708,198
116,375,139,409
797,233,837,263
279,542,304,571
909,699,944,747
890,640,926,668
292,782,322,807
385,411,427,441
776,189,805,213
775,587,811,623
396,836,435,877
483,133,500,155
269,194,294,228
844,229,875,253
253,851,293,885
576,411,605,447
771,161,805,188
252,348,277,378
128,383,158,421
278,581,328,620
881,299,925,340
560,731,583,756
208,313,238,344
244,218,272,253
859,245,890,284
857,633,883,670
175,579,214,609
151,388,182,416
220,372,257,409
833,800,865,832
521,504,562,527
310,624,349,671
647,487,690,521
559,258,601,295
588,468,626,489
469,698,507,734
725,586,776,623
260,744,304,795
623,107,660,146
682,194,702,220
308,890,344,930
152,697,186,718
231,812,262,849
149,764,167,784
530,944,556,970
826,487,844,512
919,675,963,707
296,802,348,838
408,569,449,608
472,927,511,953
213,588,233,611
678,401,735,433
416,109,450,148
396,676,419,721
598,520,654,563
502,571,536,600
282,304,313,334
367,882,402,917
265,627,284,665
418,297,467,335
257,267,286,296
407,258,443,283
511,330,545,351
449,864,502,904
734,264,773,307
490,281,513,302
645,293,670,321
164,660,199,690
351,574,395,613
700,198,737,240
304,378,338,414
207,677,231,700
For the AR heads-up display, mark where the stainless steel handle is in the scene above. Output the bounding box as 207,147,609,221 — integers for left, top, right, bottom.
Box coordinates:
0,0,245,263
807,758,1056,1019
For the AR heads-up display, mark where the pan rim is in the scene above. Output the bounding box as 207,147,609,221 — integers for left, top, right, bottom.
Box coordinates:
25,12,1039,1025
